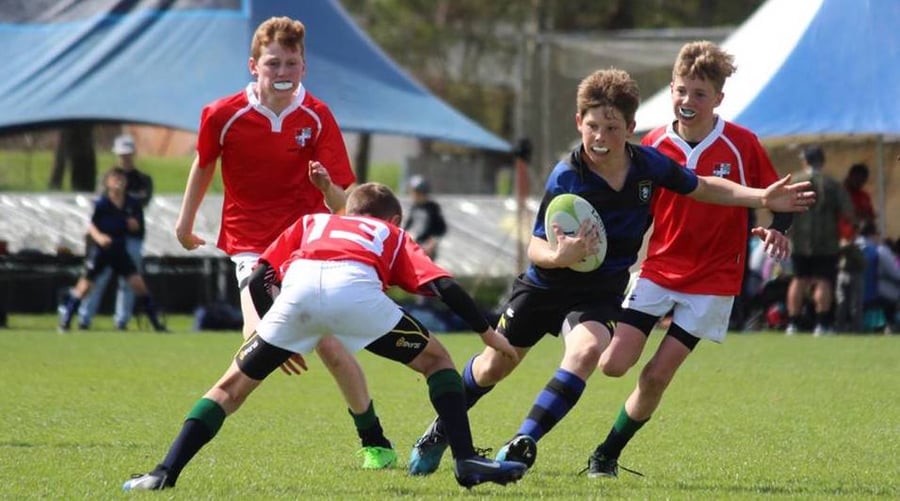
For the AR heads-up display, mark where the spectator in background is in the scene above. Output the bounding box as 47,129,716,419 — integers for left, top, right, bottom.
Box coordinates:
834,163,876,332
838,163,876,238
835,232,866,332
58,167,166,333
858,221,900,333
786,145,855,335
78,134,154,330
887,237,900,261
403,175,447,261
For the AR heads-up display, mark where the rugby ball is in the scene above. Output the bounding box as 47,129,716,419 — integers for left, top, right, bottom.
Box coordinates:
544,193,606,272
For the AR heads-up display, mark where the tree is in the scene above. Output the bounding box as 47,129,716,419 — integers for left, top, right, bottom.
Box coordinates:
341,0,764,143
344,0,531,140
48,122,96,192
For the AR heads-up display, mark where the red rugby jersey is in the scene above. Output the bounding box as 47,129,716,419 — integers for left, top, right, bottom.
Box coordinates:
197,83,356,254
260,213,450,294
640,119,779,295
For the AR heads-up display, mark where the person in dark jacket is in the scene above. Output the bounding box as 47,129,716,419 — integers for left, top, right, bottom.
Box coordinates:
404,175,447,260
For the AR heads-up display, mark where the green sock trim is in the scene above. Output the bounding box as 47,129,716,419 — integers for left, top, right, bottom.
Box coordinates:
613,405,649,436
186,398,226,437
349,401,377,430
427,368,463,400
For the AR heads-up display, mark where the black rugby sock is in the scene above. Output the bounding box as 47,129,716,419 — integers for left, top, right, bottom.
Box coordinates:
428,369,475,459
159,398,225,485
596,405,648,459
350,401,391,448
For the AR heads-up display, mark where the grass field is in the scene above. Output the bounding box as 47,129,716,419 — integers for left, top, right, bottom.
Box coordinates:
0,150,403,193
1,315,898,499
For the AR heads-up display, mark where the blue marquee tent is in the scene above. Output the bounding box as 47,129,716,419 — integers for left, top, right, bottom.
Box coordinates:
0,0,510,151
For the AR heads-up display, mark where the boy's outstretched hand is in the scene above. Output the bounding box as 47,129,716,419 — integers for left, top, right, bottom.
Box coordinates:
751,226,791,261
762,174,817,212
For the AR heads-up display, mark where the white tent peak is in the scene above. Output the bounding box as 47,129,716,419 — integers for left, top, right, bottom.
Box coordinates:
636,0,900,139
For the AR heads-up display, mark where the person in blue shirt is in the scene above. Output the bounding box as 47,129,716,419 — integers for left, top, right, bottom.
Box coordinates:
78,134,155,330
58,167,167,333
407,68,816,474
859,221,900,332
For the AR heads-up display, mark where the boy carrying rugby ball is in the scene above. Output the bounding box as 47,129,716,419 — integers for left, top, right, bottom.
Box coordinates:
408,67,816,475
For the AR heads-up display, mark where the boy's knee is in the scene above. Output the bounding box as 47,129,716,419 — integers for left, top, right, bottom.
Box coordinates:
600,359,631,378
410,351,453,376
565,343,604,374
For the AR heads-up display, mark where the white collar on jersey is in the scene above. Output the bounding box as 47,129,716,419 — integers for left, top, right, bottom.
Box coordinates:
244,82,307,113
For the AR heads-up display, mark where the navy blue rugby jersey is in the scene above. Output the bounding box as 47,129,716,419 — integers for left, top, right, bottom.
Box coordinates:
91,194,144,248
526,143,699,290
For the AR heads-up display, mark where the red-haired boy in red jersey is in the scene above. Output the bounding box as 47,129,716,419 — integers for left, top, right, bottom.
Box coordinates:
173,16,393,469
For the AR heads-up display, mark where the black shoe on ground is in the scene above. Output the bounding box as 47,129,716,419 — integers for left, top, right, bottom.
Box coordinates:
583,448,643,478
495,434,537,468
453,455,527,489
586,450,618,478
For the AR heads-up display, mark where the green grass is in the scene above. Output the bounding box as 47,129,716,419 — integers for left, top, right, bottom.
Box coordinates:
0,151,204,192
2,315,898,499
0,149,402,193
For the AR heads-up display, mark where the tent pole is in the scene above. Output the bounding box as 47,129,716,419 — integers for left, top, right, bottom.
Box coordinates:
513,139,533,274
876,135,886,236
354,133,371,183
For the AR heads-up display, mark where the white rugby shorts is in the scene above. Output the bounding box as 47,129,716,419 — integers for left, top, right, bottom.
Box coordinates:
623,277,734,343
254,259,403,354
231,252,261,286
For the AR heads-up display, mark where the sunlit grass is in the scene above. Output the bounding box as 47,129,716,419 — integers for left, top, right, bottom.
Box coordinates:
1,315,898,499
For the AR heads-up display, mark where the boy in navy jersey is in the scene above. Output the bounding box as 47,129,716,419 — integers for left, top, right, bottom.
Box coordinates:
78,134,154,331
57,167,166,333
408,68,815,474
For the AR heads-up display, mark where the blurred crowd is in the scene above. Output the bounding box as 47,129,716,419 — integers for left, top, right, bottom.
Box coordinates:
736,148,899,335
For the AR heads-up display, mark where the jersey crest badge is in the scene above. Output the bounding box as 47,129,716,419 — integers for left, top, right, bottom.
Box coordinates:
638,181,652,203
295,127,313,147
713,163,731,177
